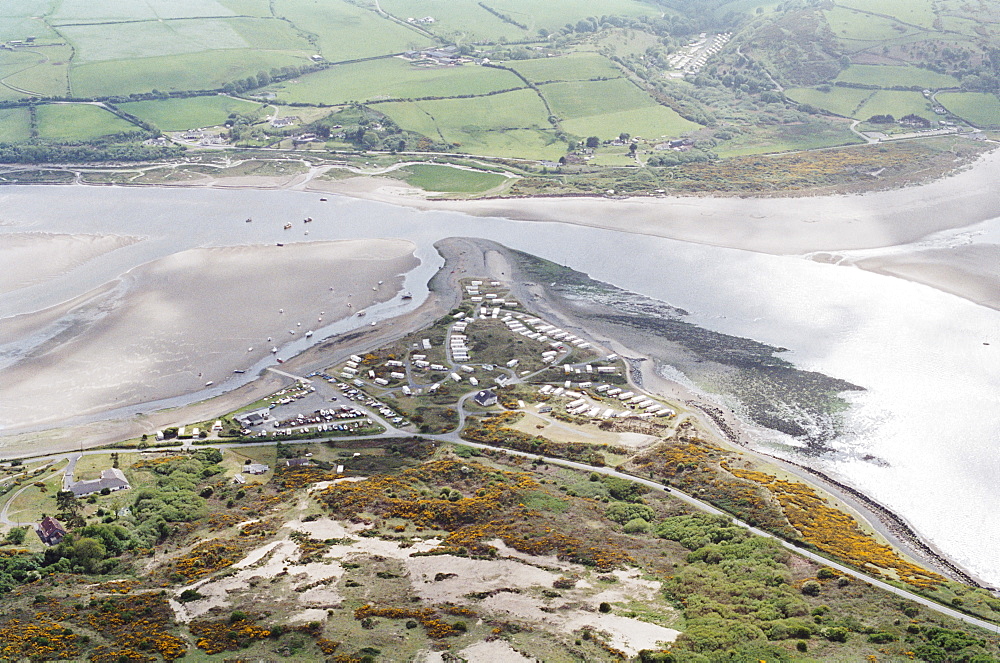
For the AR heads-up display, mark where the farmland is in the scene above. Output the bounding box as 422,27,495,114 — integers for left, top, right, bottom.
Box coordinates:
268,58,524,106
119,96,266,132
0,107,31,142
397,164,508,192
937,92,1000,127
835,64,960,89
0,0,997,192
35,104,137,141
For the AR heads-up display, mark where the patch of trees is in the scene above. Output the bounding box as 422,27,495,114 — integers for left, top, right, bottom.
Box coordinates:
0,141,183,164
477,2,527,30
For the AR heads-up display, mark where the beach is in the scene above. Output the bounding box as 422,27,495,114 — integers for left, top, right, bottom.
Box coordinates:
0,239,418,436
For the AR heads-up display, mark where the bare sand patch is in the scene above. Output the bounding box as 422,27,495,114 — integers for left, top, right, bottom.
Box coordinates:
854,245,1000,311
404,554,560,604
0,239,418,432
0,232,139,295
457,640,535,662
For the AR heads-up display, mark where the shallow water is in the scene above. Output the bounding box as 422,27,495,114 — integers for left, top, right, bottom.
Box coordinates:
0,184,998,586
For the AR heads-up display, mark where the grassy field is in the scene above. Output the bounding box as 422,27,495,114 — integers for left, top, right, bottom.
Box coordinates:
397,164,508,192
824,6,921,42
1,46,73,98
541,78,700,139
938,91,1000,127
711,120,864,157
0,107,32,142
274,0,432,62
0,0,58,41
35,104,138,141
508,52,622,83
856,90,935,120
71,50,308,97
51,0,239,22
270,58,524,105
119,96,264,132
785,86,873,117
378,88,563,158
835,64,959,89
834,0,937,29
379,0,657,41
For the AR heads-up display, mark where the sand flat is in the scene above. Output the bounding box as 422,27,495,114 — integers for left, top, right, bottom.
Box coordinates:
855,245,1000,311
0,239,417,432
0,232,139,295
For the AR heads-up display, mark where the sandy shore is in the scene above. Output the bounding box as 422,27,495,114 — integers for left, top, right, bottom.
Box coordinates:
0,239,417,436
305,146,1000,255
0,232,139,295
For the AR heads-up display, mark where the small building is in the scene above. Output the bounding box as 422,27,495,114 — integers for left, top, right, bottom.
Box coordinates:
235,409,270,428
473,389,498,407
69,468,131,498
285,458,312,468
245,463,270,475
37,516,67,545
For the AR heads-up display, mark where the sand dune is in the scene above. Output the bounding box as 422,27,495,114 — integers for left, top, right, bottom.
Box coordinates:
0,239,417,433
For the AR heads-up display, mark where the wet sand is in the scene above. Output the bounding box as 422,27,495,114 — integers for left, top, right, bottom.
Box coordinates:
0,239,417,436
0,232,139,295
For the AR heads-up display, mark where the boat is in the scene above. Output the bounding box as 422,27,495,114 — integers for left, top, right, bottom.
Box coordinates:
304,217,313,223
283,223,292,230
277,358,284,364
276,243,284,247
305,330,313,337
234,370,246,374
401,292,413,300
245,217,252,223
320,197,328,201
357,310,366,317
205,381,214,386
271,347,278,353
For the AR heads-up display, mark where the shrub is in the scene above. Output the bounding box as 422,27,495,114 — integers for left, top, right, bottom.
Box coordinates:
801,580,821,596
821,626,849,642
623,518,651,534
816,567,837,579
599,602,612,613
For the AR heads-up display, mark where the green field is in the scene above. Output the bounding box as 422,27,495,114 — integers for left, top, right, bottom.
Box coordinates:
834,0,936,29
563,106,699,141
398,164,508,192
71,50,308,97
51,0,238,22
379,0,657,41
269,58,524,105
508,52,622,83
835,64,959,89
785,86,873,117
379,89,563,158
0,46,72,98
0,107,32,142
938,92,1000,127
61,18,310,64
119,96,265,132
541,78,699,139
824,6,922,42
856,90,934,120
0,0,58,41
35,104,138,141
273,0,432,62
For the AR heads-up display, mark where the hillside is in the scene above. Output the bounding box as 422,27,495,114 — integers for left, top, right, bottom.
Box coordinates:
0,0,998,192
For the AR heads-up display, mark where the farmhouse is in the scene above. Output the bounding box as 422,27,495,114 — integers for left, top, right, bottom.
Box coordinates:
69,468,131,498
285,458,312,468
37,516,67,546
246,463,270,475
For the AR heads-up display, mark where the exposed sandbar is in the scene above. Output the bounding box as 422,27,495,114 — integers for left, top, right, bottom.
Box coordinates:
853,245,1000,311
0,239,417,434
0,232,139,295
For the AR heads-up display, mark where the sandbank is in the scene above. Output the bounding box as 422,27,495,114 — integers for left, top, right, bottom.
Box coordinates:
0,239,417,435
0,232,139,295
853,245,1000,311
